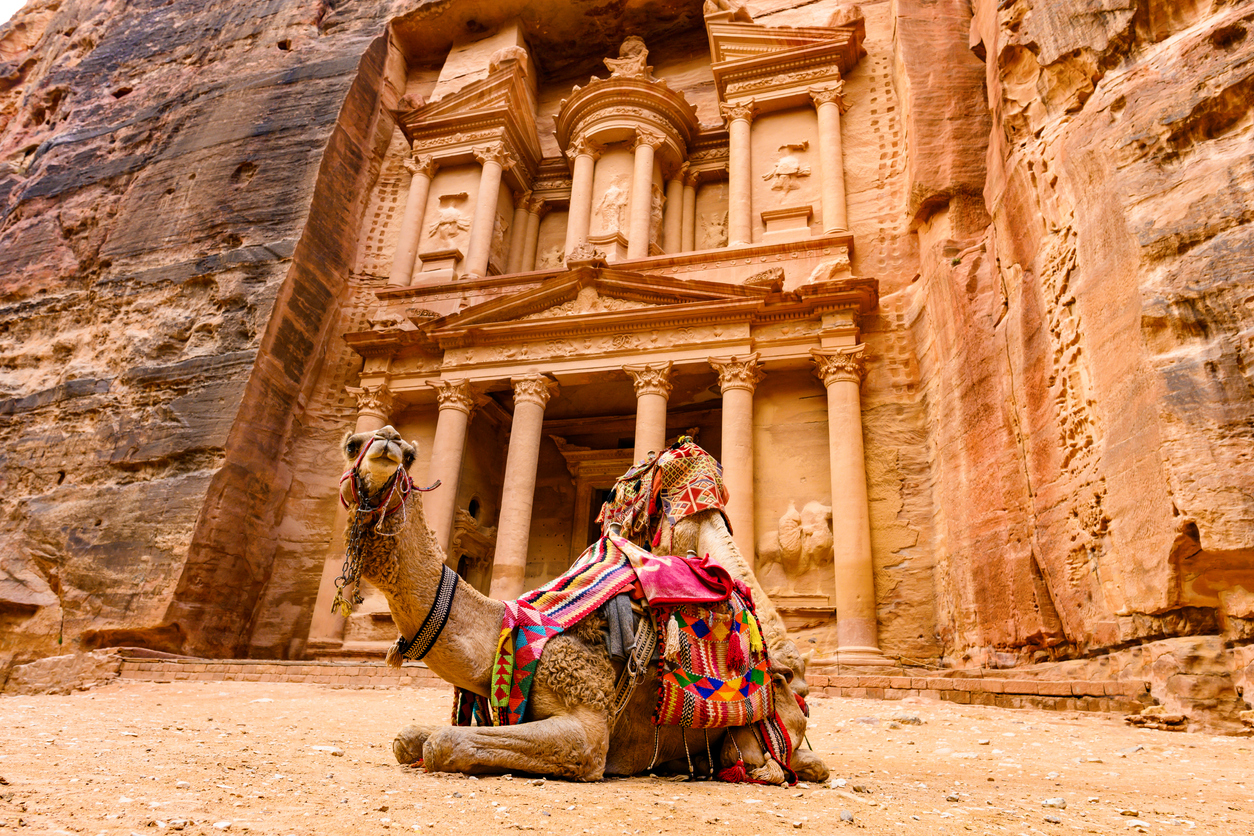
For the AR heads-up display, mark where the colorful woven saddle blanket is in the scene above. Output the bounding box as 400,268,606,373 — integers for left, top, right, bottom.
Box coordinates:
597,437,729,547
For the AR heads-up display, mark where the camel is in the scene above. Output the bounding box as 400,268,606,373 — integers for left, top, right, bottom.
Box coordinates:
337,424,829,783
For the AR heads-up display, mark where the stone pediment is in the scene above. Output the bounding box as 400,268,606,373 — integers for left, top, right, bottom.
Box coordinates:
708,20,865,105
421,267,775,344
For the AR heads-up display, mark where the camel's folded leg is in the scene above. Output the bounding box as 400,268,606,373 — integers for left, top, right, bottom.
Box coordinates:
393,725,442,765
422,706,609,782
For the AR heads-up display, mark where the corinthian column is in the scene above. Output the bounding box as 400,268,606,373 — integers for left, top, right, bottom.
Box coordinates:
464,142,516,279
425,379,478,554
812,346,890,665
662,163,687,254
721,100,756,246
506,190,532,275
521,196,548,272
308,384,394,646
709,354,763,566
811,82,850,234
489,375,557,600
624,361,673,465
628,128,664,259
681,167,698,253
388,153,437,286
565,134,600,260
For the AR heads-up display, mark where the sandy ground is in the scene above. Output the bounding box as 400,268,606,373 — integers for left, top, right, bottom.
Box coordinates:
0,680,1251,836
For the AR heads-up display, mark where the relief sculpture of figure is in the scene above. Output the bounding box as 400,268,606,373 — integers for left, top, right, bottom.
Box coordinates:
603,35,651,80
594,175,629,235
761,143,811,194
429,193,470,246
649,183,664,246
759,500,834,594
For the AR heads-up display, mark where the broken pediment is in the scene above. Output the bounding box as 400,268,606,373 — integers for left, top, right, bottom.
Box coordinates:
708,19,866,106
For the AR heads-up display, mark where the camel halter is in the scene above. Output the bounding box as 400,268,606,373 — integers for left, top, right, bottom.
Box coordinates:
331,436,441,617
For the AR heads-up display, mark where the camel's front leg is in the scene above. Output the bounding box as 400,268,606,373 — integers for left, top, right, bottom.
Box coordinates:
393,725,441,765
423,705,609,781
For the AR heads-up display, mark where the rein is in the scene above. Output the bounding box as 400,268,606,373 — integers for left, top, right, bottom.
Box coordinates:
330,436,441,617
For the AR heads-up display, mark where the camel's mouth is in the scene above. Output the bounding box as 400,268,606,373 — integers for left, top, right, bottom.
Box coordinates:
364,438,405,465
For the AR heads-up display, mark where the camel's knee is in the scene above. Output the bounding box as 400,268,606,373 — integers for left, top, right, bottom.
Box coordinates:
792,748,830,783
393,724,439,765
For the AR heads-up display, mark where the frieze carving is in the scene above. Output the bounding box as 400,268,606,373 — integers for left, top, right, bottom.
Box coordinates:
566,242,606,264
709,353,764,392
347,384,393,419
429,379,478,414
624,361,674,398
520,286,657,320
474,142,516,170
811,345,867,387
725,66,841,96
512,374,556,408
687,147,730,164
743,266,785,287
440,324,727,368
533,179,573,192
403,153,437,179
411,129,498,150
407,307,440,320
720,100,757,124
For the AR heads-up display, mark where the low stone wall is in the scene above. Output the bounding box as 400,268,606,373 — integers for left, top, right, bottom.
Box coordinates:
804,671,1153,714
117,658,447,690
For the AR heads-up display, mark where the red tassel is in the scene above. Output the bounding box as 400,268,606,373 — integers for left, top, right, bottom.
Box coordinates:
728,634,746,671
717,759,748,783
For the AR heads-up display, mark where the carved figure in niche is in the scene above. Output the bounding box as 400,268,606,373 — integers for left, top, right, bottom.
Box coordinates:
649,183,664,246
603,36,651,80
594,175,629,234
429,193,470,246
489,213,510,271
536,245,565,270
761,143,811,195
699,210,728,249
757,500,833,596
703,0,753,22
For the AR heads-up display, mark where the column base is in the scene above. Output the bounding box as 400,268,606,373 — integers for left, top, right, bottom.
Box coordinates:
813,646,896,667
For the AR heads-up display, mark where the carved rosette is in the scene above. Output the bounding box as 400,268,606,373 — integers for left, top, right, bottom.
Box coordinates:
512,374,556,408
709,353,764,393
720,99,757,125
624,361,674,399
632,126,666,151
567,134,602,161
811,345,867,388
810,82,849,115
403,152,437,179
429,379,477,415
473,142,516,171
347,384,394,421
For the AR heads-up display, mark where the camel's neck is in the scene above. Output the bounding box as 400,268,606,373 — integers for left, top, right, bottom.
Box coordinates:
352,495,503,696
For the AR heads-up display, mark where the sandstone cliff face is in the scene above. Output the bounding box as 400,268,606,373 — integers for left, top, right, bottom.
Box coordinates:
1,0,1251,689
0,0,413,671
910,0,1254,663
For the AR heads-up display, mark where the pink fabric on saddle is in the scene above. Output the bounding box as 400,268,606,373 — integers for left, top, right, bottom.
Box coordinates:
632,551,736,605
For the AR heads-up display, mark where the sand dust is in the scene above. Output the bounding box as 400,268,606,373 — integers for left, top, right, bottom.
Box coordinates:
1,680,1251,835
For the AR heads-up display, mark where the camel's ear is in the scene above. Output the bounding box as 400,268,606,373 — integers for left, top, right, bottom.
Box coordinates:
402,439,418,470
769,661,795,685
343,430,368,463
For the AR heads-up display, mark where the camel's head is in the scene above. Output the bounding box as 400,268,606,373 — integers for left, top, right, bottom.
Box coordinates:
342,425,418,499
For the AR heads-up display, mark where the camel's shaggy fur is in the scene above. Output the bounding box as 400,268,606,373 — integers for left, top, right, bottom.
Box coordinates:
342,425,828,783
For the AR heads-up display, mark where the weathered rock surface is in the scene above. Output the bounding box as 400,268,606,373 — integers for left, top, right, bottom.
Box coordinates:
0,0,1251,712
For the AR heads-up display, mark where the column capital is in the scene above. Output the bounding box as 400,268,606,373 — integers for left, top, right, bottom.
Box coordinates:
526,195,551,217
709,353,764,393
632,126,666,151
810,82,849,114
670,161,690,184
403,152,438,178
512,374,557,408
428,379,479,415
811,345,867,387
683,166,701,188
624,361,674,398
567,133,602,161
513,188,533,211
474,142,516,170
346,383,394,421
720,99,757,125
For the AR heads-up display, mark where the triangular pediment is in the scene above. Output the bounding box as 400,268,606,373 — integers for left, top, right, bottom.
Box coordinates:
708,20,865,103
708,22,855,64
399,64,541,165
422,267,775,343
